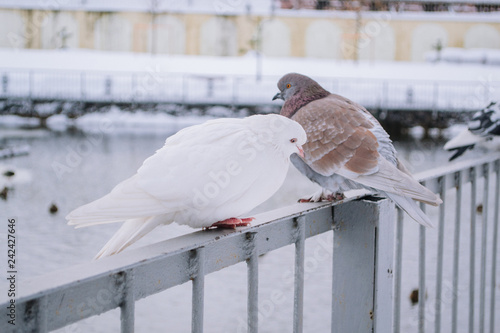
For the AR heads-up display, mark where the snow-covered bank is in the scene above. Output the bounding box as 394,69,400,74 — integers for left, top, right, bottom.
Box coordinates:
0,106,238,132
2,48,499,81
1,48,498,114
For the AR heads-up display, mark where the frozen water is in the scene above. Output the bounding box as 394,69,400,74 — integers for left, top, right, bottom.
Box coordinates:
1,112,497,332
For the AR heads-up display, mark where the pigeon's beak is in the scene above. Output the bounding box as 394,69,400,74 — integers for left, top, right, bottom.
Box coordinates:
297,145,305,158
273,91,284,101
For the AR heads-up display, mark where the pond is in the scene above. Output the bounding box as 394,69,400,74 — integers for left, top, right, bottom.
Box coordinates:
0,111,493,333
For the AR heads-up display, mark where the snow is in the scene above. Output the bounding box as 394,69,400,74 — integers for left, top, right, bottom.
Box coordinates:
0,48,498,123
49,105,218,132
426,47,500,65
2,48,499,82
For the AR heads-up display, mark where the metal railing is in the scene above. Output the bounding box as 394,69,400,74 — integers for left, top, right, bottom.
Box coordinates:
1,68,497,112
394,153,500,333
1,153,499,332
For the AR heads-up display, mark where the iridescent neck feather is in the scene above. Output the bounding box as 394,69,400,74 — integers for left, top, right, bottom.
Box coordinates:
280,84,329,118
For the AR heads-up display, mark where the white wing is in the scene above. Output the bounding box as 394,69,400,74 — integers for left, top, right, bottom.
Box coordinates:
67,119,252,226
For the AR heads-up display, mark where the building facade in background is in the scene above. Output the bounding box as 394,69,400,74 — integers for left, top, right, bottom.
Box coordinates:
0,0,499,62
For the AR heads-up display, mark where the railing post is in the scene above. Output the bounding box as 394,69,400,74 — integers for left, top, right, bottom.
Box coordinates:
2,72,8,94
433,81,439,112
29,70,33,98
118,270,135,333
18,296,48,333
232,76,238,105
80,72,86,100
191,247,205,333
332,198,394,333
245,232,258,333
293,216,306,333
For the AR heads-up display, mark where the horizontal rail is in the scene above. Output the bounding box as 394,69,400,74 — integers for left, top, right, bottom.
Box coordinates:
414,152,500,192
0,197,361,332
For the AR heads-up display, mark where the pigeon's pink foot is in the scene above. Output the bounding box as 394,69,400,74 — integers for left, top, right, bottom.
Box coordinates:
209,217,255,229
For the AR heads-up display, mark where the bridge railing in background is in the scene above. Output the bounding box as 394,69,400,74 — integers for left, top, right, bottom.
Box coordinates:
1,69,497,111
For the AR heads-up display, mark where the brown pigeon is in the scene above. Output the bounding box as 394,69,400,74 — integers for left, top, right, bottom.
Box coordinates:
273,73,442,227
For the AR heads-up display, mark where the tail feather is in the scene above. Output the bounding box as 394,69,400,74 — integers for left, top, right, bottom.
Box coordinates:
66,175,173,228
386,192,434,228
448,145,474,161
94,217,159,260
444,129,482,152
340,158,442,207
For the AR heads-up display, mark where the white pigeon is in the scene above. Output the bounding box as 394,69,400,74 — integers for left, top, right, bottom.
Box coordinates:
67,114,306,259
444,101,500,161
273,73,442,228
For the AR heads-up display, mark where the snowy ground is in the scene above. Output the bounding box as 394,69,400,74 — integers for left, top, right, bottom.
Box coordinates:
2,48,500,80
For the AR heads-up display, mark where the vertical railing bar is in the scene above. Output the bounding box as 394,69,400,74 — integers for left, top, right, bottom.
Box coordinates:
29,69,33,98
119,271,135,333
246,232,259,333
479,164,490,333
39,296,48,333
469,166,477,333
80,71,86,100
489,160,500,333
418,181,427,333
451,171,462,333
331,210,335,333
293,216,306,333
393,208,404,333
27,296,48,333
191,247,205,333
435,176,446,333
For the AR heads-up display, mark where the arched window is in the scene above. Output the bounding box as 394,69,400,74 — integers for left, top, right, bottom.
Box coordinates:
41,12,79,49
149,15,186,55
358,21,395,61
305,20,341,59
464,24,500,49
261,20,291,57
200,17,238,56
0,11,25,48
94,14,132,52
411,24,448,61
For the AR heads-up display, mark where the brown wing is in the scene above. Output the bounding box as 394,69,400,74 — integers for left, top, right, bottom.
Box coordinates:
292,94,380,177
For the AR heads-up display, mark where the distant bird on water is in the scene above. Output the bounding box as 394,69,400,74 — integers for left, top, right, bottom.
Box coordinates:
49,203,58,214
3,170,15,178
273,73,442,227
67,114,306,259
444,101,500,161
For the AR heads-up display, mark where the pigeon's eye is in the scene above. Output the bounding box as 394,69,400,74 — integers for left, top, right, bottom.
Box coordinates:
286,83,292,89
290,138,297,143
